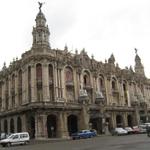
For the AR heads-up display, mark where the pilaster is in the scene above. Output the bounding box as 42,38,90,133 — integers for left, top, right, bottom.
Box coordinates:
15,73,19,107
31,64,37,102
42,63,50,101
8,77,11,109
2,81,6,111
57,112,69,138
35,113,47,139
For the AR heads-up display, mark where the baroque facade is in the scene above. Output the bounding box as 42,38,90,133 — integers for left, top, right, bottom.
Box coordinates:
0,6,150,139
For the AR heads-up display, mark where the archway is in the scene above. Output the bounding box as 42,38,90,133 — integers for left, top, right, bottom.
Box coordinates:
67,115,78,135
127,115,133,127
29,116,35,139
116,115,123,127
47,115,57,138
10,118,14,133
17,117,22,132
90,118,102,134
4,120,8,133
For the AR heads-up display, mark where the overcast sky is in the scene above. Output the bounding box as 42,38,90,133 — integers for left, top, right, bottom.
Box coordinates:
0,0,150,77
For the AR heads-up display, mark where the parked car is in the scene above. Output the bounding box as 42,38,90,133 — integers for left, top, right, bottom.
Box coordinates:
111,128,128,136
132,126,141,134
139,125,147,133
71,130,96,140
90,129,97,136
124,127,134,134
0,133,8,140
0,132,30,147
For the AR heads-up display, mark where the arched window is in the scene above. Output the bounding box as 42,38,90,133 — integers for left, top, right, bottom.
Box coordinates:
18,70,22,88
49,64,54,101
112,78,117,90
36,64,43,101
18,70,22,105
65,67,73,83
98,75,105,90
36,64,42,82
83,71,90,87
12,74,15,107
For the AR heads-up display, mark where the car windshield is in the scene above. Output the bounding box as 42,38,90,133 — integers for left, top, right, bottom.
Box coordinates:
7,134,14,139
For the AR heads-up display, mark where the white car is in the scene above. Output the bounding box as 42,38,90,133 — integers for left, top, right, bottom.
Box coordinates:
0,132,30,147
124,127,134,134
112,128,128,136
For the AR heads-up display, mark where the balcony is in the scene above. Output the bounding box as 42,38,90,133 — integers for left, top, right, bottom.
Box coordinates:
83,84,92,90
95,91,104,104
65,81,74,87
78,89,89,103
112,89,119,96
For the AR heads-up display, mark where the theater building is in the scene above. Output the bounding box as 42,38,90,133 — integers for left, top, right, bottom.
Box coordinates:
0,5,150,139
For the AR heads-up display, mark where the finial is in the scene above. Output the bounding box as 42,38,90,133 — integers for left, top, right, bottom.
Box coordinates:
75,49,78,55
64,44,68,51
38,2,45,11
91,54,94,59
135,48,138,55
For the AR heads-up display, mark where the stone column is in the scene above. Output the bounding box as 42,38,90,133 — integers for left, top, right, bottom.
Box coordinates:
15,72,19,107
42,64,50,102
79,105,90,130
105,79,111,105
31,64,37,102
2,81,6,111
123,113,128,127
54,64,59,99
57,112,69,138
35,114,47,139
74,70,78,102
61,68,66,100
22,114,27,132
8,77,11,109
25,67,29,103
59,69,63,98
111,112,116,128
22,67,28,104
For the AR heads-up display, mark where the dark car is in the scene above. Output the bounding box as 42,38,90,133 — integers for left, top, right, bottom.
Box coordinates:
71,130,96,140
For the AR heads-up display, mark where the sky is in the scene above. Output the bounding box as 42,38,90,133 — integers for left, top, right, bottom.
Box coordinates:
0,0,150,77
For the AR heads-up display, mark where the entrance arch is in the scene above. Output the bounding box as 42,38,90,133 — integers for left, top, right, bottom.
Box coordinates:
47,115,57,138
17,117,22,132
116,115,123,127
29,116,35,139
127,115,133,127
67,115,78,135
4,120,8,133
10,118,14,133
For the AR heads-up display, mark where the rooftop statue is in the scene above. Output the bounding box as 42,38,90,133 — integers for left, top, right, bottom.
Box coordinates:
38,2,45,11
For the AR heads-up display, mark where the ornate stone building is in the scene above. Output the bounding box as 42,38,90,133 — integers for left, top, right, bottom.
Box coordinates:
0,5,150,139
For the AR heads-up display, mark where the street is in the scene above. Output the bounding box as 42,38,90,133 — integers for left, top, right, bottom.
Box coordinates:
0,134,150,150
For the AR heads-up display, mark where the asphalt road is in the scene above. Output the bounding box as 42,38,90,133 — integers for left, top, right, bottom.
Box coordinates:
0,134,150,150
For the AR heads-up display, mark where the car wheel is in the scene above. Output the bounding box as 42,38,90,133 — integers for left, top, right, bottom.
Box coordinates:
25,141,29,145
7,143,11,147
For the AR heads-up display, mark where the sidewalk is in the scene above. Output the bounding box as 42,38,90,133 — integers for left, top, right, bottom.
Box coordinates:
30,137,71,144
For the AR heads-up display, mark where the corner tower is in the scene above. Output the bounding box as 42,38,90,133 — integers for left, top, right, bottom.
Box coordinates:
32,2,50,50
134,48,145,76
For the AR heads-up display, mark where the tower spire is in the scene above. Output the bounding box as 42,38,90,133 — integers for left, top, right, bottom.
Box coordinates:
32,2,50,50
134,48,145,76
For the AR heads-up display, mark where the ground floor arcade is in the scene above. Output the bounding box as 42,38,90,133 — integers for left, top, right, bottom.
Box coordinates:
0,107,139,139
